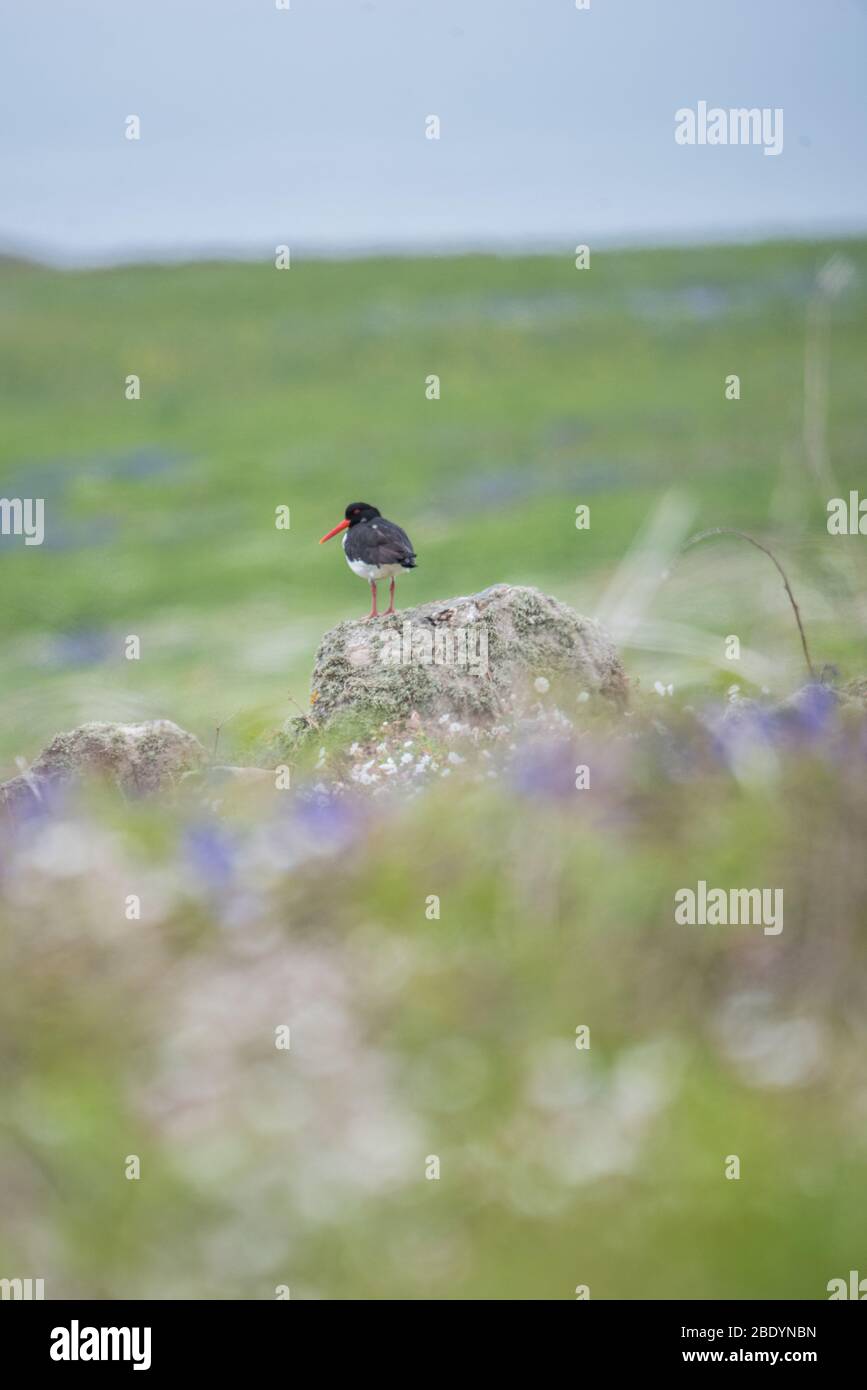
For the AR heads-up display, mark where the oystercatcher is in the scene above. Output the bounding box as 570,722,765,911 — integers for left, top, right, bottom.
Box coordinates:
319,502,417,618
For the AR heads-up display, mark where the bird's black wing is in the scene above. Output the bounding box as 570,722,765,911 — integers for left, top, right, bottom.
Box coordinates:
349,518,417,568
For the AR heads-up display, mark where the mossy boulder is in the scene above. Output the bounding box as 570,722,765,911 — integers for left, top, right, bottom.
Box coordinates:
1,719,206,814
306,584,627,728
841,676,867,710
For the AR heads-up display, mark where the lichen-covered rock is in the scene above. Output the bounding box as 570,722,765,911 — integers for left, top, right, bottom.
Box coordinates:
841,676,867,710
1,720,206,813
306,584,627,728
0,770,47,817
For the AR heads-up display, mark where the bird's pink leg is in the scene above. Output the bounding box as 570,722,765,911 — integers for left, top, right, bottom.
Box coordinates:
384,577,396,615
366,579,379,619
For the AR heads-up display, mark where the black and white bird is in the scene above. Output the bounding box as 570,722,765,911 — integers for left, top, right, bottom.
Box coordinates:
319,502,417,618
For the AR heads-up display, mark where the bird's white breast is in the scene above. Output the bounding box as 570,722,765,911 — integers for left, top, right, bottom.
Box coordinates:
346,555,403,581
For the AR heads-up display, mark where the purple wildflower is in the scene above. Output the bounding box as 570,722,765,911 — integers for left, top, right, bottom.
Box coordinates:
183,822,236,893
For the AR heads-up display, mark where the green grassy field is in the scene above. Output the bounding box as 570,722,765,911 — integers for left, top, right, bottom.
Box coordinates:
1,239,865,769
1,241,866,1300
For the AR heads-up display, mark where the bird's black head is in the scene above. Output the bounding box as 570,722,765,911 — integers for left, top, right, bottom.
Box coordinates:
319,502,382,546
344,502,381,527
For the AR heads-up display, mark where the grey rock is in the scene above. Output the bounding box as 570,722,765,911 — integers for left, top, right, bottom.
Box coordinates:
0,771,48,816
1,719,206,812
307,583,628,727
840,676,867,710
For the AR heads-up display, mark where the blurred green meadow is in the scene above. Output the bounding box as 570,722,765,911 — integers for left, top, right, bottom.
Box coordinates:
1,241,867,1301
1,239,866,768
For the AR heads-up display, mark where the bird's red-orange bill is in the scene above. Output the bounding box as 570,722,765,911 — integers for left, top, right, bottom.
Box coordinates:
319,519,351,544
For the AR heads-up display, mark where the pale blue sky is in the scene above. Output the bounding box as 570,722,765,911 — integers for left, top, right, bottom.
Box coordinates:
1,0,865,264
